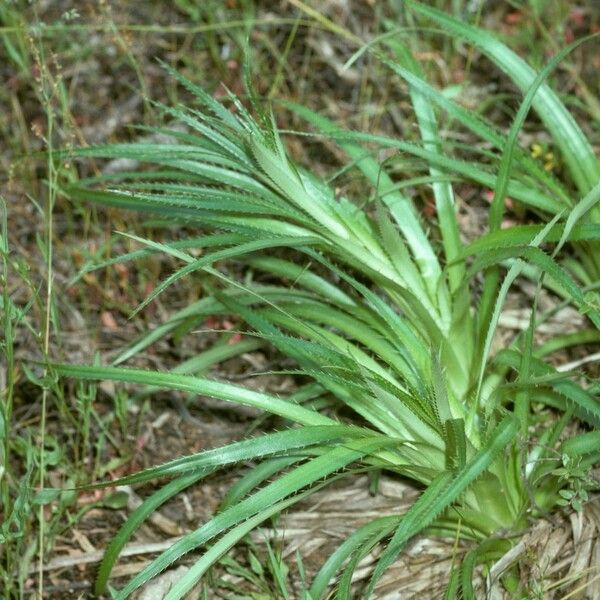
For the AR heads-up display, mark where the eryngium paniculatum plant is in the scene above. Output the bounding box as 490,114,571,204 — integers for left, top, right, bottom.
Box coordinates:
57,7,600,598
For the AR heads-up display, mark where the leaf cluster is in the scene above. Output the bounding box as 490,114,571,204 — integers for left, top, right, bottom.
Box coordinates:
54,3,600,598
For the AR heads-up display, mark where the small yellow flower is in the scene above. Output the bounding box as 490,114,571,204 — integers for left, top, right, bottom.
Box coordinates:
531,144,556,172
543,152,555,172
530,143,543,158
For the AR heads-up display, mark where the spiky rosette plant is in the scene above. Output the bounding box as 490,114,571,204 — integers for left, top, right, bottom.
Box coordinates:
56,18,600,600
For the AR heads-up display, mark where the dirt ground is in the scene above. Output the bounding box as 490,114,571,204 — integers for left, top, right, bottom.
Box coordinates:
1,1,600,598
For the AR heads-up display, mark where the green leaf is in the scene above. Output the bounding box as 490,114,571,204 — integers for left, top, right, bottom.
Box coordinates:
80,425,375,489
54,363,334,426
387,39,464,292
561,431,600,458
101,491,130,510
32,488,61,505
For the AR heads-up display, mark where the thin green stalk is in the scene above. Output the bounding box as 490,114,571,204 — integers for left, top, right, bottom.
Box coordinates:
0,197,15,595
33,25,58,597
